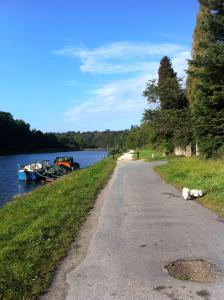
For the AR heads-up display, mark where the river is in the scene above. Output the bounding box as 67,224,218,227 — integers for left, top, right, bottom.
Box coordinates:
0,150,108,207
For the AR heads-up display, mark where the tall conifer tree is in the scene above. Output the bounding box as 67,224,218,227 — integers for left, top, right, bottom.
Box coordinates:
143,57,191,153
188,0,224,157
144,56,188,110
187,4,210,105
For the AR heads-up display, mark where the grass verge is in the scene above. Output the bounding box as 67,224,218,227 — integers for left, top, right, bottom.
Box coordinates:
0,157,117,299
156,157,224,218
133,148,167,161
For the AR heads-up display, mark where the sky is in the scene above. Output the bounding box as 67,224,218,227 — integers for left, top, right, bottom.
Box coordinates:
0,0,199,132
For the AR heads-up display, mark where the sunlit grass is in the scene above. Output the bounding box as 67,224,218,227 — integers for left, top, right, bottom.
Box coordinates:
0,157,116,299
133,148,167,161
156,157,224,218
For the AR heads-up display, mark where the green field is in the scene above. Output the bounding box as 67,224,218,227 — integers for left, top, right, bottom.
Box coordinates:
0,157,116,299
156,157,224,218
133,148,166,161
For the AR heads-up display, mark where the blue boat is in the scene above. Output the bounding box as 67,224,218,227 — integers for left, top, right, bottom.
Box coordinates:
18,161,49,181
18,158,80,181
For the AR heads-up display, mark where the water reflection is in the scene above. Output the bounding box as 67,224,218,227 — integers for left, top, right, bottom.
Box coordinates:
17,181,42,196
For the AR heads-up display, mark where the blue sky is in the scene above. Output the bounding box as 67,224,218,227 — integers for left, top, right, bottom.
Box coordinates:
0,0,199,132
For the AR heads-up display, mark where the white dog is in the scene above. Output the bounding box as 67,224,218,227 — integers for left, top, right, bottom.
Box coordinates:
182,187,203,200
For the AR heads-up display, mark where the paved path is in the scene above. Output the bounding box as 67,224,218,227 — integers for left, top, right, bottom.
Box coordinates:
43,159,224,300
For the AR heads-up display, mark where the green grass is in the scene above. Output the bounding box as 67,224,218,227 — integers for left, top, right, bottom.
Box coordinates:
133,148,167,161
156,157,224,218
0,157,117,299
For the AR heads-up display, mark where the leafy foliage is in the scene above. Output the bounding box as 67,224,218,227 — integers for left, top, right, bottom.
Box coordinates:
57,126,152,151
56,130,130,149
126,124,151,149
143,108,193,152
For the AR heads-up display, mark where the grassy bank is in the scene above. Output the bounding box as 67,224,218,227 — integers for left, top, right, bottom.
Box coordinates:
0,157,117,299
133,148,165,161
156,157,224,218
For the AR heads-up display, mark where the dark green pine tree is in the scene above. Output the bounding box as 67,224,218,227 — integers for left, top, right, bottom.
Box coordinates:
158,56,180,109
158,56,177,86
143,57,191,153
188,0,224,157
143,56,188,110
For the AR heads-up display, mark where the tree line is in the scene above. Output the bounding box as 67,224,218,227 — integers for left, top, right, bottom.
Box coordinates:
55,126,149,150
0,111,146,154
140,0,224,158
55,130,129,150
0,112,65,154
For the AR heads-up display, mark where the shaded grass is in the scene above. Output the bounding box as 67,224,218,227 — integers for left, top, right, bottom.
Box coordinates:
0,157,116,299
156,157,224,218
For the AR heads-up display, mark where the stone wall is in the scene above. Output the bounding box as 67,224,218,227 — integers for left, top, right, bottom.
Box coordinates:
174,145,192,157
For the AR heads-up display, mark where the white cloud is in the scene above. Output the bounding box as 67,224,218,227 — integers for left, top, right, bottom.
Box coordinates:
59,79,79,87
53,41,191,131
60,73,151,131
172,50,191,78
54,41,189,74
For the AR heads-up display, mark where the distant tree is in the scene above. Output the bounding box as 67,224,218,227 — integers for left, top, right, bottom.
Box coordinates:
126,124,151,149
0,112,15,150
0,111,64,153
55,130,130,150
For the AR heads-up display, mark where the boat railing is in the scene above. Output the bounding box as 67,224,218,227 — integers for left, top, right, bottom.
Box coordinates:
18,160,51,171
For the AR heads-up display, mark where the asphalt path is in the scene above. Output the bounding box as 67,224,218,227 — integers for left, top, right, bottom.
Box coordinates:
42,158,224,300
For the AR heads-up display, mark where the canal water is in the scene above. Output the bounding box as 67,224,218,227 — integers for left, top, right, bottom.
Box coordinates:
0,150,108,207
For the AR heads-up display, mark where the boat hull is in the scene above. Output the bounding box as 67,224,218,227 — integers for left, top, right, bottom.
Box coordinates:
18,170,44,181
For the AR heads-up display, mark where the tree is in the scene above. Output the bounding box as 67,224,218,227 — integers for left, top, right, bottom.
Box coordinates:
55,130,131,150
143,56,191,153
142,108,193,153
188,0,224,157
187,4,210,105
0,111,64,153
143,56,188,110
126,124,151,149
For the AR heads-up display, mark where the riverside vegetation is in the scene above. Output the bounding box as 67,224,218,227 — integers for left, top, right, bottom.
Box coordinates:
0,156,116,299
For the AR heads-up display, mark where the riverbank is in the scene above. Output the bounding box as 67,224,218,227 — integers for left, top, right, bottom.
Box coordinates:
156,157,224,218
0,156,117,299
